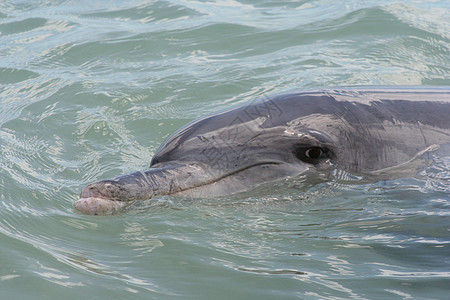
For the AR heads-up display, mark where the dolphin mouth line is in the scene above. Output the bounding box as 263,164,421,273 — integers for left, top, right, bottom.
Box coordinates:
214,161,282,180
173,161,284,195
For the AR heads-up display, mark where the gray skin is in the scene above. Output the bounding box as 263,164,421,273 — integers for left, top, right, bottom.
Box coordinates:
75,87,450,215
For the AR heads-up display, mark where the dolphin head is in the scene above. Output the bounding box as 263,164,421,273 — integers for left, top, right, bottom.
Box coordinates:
76,93,341,214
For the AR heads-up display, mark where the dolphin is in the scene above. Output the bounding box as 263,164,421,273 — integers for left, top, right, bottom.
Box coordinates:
75,87,450,215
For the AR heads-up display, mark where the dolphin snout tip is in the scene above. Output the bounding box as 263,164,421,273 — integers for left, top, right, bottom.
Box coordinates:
75,197,130,215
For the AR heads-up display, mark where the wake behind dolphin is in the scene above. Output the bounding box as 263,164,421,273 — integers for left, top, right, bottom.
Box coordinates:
75,87,450,215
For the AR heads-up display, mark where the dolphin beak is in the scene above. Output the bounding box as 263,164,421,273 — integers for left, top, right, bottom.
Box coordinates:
75,164,198,215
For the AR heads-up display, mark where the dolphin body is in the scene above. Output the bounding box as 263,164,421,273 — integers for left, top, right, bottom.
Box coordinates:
75,87,450,215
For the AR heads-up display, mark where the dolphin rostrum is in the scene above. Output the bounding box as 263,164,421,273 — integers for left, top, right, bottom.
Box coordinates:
75,87,450,215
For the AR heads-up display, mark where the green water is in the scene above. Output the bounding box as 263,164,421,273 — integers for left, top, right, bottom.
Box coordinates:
1,1,449,299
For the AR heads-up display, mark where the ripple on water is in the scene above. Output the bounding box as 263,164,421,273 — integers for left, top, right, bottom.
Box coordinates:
0,0,449,299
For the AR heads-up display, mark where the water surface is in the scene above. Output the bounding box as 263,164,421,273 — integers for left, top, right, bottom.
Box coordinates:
1,0,449,299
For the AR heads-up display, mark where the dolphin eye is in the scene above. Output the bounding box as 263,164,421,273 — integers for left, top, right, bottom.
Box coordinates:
293,145,330,164
305,147,323,159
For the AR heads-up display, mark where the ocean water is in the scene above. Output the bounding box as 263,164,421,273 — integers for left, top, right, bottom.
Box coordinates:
1,0,449,299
